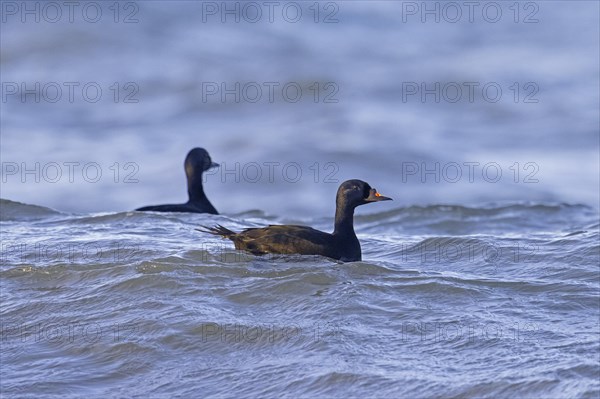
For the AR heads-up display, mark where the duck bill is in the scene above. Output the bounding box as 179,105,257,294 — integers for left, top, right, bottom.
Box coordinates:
210,162,220,169
366,189,392,202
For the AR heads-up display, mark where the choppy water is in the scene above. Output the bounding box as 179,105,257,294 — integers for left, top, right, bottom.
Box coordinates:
1,1,599,398
1,199,599,398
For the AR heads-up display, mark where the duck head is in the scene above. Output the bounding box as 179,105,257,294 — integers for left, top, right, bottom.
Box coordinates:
336,179,392,209
184,147,219,177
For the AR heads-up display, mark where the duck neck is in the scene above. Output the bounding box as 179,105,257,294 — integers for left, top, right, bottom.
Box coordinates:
186,173,209,203
333,202,356,237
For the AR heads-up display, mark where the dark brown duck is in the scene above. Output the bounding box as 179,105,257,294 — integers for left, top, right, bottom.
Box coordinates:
136,147,219,214
200,179,391,262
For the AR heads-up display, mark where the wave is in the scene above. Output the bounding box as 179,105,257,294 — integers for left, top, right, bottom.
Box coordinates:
358,202,594,221
356,202,597,235
0,198,63,221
